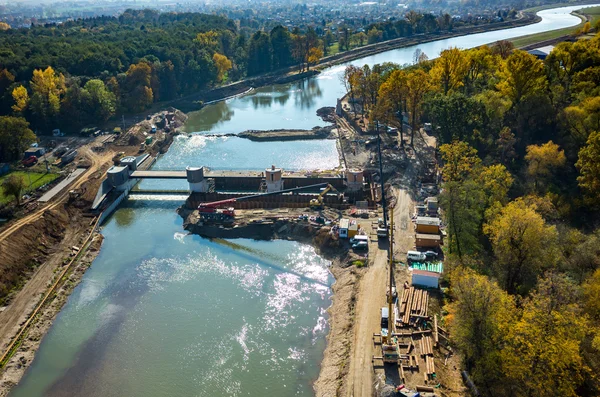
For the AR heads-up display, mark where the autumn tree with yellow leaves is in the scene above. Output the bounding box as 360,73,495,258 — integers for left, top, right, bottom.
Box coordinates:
29,66,65,126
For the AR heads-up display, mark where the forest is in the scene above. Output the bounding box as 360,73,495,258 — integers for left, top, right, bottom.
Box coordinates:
342,31,600,396
0,8,471,162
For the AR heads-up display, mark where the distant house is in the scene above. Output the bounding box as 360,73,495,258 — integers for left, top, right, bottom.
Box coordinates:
528,46,554,60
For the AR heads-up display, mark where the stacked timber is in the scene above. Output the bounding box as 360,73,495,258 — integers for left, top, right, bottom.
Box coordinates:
398,286,430,327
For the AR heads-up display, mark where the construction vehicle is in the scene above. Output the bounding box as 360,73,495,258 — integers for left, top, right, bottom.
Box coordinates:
198,183,331,223
373,209,401,364
309,184,339,210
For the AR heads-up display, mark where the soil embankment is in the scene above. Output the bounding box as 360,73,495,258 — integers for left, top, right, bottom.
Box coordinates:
238,126,335,141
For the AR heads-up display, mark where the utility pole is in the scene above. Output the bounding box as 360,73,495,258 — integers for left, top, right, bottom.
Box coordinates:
376,120,388,228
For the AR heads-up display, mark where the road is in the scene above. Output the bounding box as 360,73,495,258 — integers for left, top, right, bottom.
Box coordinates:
345,188,414,397
0,147,108,243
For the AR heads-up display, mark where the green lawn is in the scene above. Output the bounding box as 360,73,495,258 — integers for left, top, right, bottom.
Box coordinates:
582,6,600,26
327,42,341,56
0,171,59,204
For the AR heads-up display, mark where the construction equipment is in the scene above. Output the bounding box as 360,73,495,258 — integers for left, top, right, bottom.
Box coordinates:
198,183,330,222
373,209,401,364
309,184,339,210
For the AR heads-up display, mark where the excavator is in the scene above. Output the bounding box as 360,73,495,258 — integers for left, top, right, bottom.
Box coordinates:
309,184,340,210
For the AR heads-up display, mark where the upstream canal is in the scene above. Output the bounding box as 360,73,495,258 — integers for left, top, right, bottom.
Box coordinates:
10,5,596,397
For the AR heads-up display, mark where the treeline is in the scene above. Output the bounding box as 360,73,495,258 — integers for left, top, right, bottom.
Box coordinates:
0,7,503,159
344,34,600,396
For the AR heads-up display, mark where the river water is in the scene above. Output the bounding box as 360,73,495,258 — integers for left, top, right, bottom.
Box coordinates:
11,5,596,397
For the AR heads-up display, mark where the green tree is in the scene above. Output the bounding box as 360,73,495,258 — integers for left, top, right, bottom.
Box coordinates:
83,79,116,123
270,25,293,69
576,130,600,202
2,174,26,205
0,116,36,162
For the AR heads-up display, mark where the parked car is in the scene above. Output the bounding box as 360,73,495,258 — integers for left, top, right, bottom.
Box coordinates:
352,241,369,251
407,250,426,262
424,251,438,260
22,156,38,166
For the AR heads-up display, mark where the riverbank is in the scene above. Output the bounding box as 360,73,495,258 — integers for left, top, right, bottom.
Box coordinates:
111,13,543,129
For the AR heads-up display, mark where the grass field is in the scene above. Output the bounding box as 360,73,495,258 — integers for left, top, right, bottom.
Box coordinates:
0,171,59,204
512,4,600,48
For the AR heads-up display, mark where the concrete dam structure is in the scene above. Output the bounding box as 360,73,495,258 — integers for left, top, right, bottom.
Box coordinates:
91,155,370,220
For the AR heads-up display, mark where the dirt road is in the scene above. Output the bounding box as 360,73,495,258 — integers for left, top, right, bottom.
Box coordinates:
0,147,114,353
345,187,414,397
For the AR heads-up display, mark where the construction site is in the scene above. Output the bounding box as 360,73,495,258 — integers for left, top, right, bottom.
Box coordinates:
0,93,457,397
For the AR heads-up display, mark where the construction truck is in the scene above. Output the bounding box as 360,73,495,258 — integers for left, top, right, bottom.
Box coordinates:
309,184,339,210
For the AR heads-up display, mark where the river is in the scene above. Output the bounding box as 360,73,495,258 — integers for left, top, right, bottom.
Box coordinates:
10,4,596,397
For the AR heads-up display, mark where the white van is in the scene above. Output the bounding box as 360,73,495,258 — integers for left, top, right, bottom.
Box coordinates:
407,250,426,262
350,235,369,245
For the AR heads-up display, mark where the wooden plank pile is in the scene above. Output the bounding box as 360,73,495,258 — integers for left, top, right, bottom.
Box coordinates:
419,335,435,378
398,286,430,327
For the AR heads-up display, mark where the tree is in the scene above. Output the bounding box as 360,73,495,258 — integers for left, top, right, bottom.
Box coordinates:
2,174,26,205
123,62,153,112
367,27,383,44
213,53,233,82
501,273,587,397
582,21,591,35
405,69,432,145
247,31,272,75
195,30,219,49
576,130,600,201
270,25,293,69
525,141,566,191
307,47,323,68
496,127,517,165
83,79,116,123
441,179,485,258
424,92,486,146
374,69,407,144
0,116,36,162
0,22,9,31
11,85,29,114
583,269,600,321
29,66,66,127
491,40,514,59
439,141,481,183
564,96,600,143
477,164,514,207
447,267,515,390
484,199,559,295
496,50,547,106
430,47,467,95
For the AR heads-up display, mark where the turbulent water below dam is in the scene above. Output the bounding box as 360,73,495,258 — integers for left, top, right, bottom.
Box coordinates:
10,4,599,396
